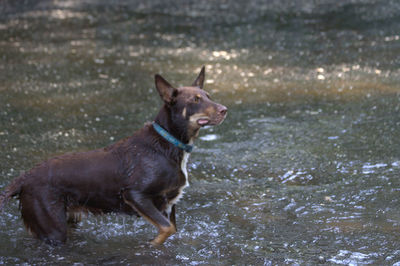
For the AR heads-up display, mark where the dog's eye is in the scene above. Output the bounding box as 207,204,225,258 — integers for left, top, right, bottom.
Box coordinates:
193,95,201,103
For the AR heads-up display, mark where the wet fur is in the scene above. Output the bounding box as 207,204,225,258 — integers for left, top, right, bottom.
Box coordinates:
0,67,227,245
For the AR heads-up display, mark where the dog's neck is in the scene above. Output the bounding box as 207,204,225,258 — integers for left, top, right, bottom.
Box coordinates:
154,105,195,145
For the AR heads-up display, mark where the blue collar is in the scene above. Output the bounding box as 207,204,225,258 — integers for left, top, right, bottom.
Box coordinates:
152,122,193,153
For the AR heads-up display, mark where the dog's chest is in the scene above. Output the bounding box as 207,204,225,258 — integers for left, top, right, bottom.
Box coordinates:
180,151,190,188
167,151,190,210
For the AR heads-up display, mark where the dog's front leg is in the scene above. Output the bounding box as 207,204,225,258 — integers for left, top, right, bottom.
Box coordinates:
169,204,176,230
123,190,176,245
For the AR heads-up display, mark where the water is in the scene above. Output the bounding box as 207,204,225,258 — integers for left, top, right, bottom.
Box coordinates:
1,0,400,264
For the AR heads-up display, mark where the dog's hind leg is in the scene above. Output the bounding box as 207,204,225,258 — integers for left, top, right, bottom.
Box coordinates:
20,189,68,244
123,190,176,245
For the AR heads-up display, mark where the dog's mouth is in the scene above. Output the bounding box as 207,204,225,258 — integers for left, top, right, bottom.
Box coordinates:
193,105,227,127
197,118,210,126
196,116,226,127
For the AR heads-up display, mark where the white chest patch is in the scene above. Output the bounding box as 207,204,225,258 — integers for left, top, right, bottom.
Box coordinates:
166,147,191,214
170,151,190,205
181,151,190,188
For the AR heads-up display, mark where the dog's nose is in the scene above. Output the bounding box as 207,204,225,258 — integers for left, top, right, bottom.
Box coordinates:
219,105,228,116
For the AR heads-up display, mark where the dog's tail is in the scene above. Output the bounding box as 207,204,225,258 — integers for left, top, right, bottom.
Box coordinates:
0,176,23,211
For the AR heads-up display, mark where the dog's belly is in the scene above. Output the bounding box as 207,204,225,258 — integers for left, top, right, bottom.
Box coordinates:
69,192,135,215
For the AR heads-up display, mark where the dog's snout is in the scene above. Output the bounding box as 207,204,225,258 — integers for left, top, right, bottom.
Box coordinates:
219,105,228,116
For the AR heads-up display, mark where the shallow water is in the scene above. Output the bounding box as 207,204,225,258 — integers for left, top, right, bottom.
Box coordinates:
1,0,400,264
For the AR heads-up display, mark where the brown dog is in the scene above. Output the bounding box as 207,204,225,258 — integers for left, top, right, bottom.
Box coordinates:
0,67,227,245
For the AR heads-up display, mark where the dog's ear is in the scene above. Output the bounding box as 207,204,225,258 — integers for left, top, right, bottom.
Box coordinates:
155,74,177,103
192,66,205,89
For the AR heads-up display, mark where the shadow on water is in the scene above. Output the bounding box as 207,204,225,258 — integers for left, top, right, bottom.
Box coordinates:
1,0,400,264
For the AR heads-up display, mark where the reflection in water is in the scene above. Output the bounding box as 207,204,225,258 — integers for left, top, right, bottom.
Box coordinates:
1,0,400,264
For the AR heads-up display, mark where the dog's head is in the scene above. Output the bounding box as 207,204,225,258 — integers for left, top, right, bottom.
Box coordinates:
155,67,227,136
